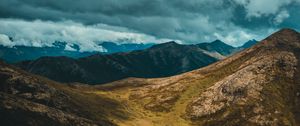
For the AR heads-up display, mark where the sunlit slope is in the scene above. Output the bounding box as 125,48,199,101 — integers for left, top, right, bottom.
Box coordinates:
97,28,300,125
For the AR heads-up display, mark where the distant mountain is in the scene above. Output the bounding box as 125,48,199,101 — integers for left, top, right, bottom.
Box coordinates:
0,41,155,63
0,42,97,63
16,41,221,84
196,40,237,56
99,42,154,53
239,39,258,49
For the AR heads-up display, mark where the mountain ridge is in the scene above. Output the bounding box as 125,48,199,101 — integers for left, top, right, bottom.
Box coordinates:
240,39,258,49
15,41,230,84
0,41,155,63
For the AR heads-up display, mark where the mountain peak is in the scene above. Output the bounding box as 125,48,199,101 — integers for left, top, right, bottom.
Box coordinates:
261,28,300,47
276,28,298,34
149,41,179,49
197,40,235,56
163,41,178,45
211,39,224,44
269,28,299,38
210,40,232,47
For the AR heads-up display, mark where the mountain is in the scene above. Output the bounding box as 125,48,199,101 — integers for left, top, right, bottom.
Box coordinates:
0,42,97,63
1,28,300,125
0,41,155,63
196,39,237,56
16,41,221,84
239,39,258,49
99,42,154,53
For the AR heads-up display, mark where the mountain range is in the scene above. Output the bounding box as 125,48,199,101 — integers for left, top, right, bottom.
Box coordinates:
100,42,154,54
196,39,238,56
0,41,155,63
15,40,255,84
0,28,300,126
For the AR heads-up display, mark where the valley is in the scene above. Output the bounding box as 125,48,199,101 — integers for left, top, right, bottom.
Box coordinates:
1,28,300,126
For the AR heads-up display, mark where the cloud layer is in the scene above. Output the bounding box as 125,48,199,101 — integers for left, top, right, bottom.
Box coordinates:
0,0,299,50
0,19,175,52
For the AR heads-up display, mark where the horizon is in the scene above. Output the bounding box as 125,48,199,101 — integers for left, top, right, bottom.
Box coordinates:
0,28,296,49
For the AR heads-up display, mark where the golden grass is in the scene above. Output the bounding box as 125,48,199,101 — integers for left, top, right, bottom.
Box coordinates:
84,50,256,126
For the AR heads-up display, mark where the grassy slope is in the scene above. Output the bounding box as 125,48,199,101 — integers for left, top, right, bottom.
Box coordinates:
90,47,257,126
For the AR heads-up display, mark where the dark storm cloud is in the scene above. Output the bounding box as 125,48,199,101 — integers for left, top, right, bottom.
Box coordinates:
0,0,300,49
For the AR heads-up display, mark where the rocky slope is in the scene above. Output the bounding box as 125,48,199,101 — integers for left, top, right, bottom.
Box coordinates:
16,42,222,84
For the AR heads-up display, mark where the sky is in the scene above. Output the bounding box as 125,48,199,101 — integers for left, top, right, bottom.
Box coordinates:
0,0,299,52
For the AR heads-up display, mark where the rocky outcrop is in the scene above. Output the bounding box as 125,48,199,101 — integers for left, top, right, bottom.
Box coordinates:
186,52,298,125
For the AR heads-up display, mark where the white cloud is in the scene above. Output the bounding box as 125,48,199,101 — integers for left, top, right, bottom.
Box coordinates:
0,19,176,52
234,0,294,18
274,10,290,25
213,30,257,46
64,44,78,51
0,34,14,47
